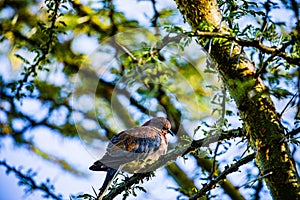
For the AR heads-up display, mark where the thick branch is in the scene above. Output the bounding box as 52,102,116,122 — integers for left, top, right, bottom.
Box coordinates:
166,163,197,196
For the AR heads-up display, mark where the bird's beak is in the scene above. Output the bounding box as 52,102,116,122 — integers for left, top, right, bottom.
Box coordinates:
168,129,175,136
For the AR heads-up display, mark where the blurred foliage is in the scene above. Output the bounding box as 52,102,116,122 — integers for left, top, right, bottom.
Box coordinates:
0,0,299,199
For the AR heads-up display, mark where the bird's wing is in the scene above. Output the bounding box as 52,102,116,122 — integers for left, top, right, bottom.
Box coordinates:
100,126,163,169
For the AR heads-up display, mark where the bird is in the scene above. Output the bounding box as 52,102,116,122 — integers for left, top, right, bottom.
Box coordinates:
89,117,175,199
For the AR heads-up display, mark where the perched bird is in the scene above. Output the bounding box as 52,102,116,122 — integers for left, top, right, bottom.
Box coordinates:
89,117,175,199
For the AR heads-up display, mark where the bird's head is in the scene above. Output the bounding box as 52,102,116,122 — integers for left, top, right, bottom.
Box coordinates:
142,117,175,136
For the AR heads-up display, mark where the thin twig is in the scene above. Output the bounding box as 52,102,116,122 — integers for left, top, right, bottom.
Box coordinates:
150,0,160,28
284,127,300,138
210,87,227,179
239,171,273,189
114,42,140,63
189,153,255,200
0,160,62,200
279,92,298,117
191,31,300,65
15,0,62,98
108,0,117,36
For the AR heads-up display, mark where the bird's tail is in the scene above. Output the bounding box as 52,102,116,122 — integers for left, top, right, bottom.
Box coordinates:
96,167,119,200
89,160,107,171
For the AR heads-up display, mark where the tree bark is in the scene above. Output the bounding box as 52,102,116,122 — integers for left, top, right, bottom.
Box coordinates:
173,0,300,199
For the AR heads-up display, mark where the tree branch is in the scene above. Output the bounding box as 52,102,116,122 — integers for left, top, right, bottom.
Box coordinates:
166,162,197,196
15,0,62,99
190,30,300,66
189,153,255,200
0,160,62,200
195,156,246,200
